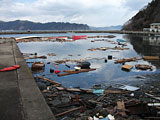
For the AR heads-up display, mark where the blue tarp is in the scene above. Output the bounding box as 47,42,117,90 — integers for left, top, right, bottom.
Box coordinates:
117,39,126,42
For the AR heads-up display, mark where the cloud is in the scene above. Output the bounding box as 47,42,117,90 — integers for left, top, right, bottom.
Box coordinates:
0,0,152,27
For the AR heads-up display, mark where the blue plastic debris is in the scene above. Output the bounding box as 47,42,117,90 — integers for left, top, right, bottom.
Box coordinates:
93,89,104,96
117,39,126,42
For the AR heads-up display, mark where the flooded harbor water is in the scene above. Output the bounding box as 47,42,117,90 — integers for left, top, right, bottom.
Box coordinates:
13,33,160,89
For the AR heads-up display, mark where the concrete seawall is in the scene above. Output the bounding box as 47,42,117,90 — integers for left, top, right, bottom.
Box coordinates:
0,38,56,120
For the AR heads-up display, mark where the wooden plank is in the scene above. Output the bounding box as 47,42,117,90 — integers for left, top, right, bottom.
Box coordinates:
144,117,160,119
122,65,133,71
115,57,140,64
117,101,127,117
143,56,160,60
63,68,96,73
135,64,152,70
35,76,61,85
104,90,129,94
58,68,96,76
55,106,84,117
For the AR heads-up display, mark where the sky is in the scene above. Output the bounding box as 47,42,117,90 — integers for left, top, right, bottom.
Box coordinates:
0,0,152,27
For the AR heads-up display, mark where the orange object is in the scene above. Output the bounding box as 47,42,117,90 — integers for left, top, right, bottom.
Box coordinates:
75,95,79,102
0,65,20,72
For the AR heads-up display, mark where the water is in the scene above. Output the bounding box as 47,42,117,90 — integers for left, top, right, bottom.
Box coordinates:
10,33,160,88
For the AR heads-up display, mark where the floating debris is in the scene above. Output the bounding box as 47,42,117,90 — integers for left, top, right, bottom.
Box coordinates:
115,57,141,64
88,46,129,51
47,53,56,56
25,55,47,59
88,35,116,38
135,64,153,70
112,84,140,91
143,56,160,60
58,68,96,77
31,62,45,71
117,39,126,42
122,65,133,71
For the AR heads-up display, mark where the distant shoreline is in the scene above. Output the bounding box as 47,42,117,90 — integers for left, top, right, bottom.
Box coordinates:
0,30,159,35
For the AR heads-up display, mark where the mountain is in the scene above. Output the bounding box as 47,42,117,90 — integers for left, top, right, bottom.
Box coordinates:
90,25,122,31
122,0,160,31
0,20,90,30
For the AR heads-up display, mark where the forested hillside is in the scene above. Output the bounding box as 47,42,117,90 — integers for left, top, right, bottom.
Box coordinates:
122,0,160,31
0,20,90,30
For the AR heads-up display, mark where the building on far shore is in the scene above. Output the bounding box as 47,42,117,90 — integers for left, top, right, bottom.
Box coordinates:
150,23,160,32
143,23,160,33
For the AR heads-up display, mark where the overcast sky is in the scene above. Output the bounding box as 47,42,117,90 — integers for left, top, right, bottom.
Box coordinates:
0,0,152,27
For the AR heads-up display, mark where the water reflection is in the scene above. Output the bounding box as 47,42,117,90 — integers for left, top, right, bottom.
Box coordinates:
124,34,160,68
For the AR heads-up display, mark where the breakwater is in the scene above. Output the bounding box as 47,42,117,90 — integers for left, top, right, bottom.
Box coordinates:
0,30,160,35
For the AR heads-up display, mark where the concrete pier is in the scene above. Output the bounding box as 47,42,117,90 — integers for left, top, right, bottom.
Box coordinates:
0,38,56,120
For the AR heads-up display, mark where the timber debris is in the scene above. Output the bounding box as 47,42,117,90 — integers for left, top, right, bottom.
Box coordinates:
135,64,153,70
115,57,141,64
88,46,129,51
143,56,160,60
34,76,160,120
58,68,96,77
31,62,45,71
18,35,160,120
24,55,47,59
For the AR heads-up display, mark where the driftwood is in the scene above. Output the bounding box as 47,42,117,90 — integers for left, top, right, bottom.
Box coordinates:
117,101,127,117
135,64,152,70
115,57,141,64
104,90,129,94
145,93,160,101
55,106,84,117
63,68,96,73
88,46,129,51
58,68,96,76
25,55,47,59
47,53,56,56
56,87,92,93
31,62,45,71
122,65,133,71
143,56,160,60
112,46,129,50
144,117,160,119
56,86,129,95
88,35,115,38
35,76,61,85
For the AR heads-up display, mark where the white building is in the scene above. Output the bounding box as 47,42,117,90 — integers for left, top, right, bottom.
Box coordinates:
150,23,160,32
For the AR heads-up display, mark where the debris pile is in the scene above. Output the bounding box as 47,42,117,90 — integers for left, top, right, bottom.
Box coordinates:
18,35,160,120
34,76,160,120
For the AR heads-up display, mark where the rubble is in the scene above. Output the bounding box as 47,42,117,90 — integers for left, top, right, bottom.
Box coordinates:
34,76,160,120
19,35,160,120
